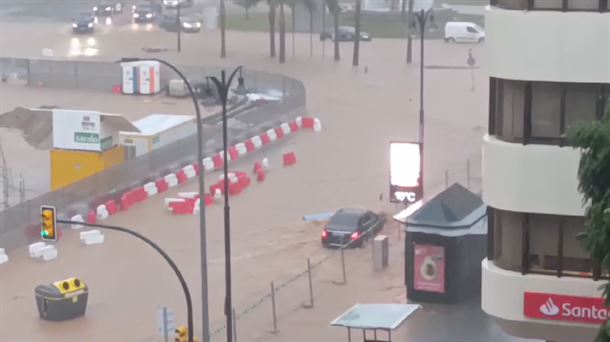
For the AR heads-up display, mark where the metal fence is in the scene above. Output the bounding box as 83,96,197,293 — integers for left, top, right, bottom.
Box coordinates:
0,58,306,250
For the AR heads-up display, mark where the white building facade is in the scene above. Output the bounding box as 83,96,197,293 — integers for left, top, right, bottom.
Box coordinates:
481,1,610,341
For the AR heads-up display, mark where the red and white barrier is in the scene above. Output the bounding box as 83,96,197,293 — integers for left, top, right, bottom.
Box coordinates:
178,192,199,199
144,182,158,197
0,248,8,265
203,157,214,172
96,204,109,220
80,230,104,245
262,158,270,171
313,118,322,132
70,214,84,229
235,143,247,156
156,179,169,193
296,116,303,127
164,173,179,188
266,129,278,142
212,154,224,169
183,165,197,179
283,152,297,166
214,188,222,202
251,136,263,149
289,121,299,132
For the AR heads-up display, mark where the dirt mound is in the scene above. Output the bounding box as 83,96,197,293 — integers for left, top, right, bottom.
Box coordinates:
0,106,54,149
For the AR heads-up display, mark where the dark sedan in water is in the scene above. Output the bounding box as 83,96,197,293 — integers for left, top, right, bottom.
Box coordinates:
321,209,386,248
72,12,95,34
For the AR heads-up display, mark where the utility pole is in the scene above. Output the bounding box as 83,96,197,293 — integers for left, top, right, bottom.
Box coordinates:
177,3,182,52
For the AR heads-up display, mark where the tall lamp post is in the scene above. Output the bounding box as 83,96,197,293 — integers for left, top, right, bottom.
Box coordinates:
413,9,433,149
204,66,244,342
119,57,210,342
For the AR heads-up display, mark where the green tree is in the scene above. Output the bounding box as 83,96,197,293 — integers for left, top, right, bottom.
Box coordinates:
325,0,340,61
568,110,610,342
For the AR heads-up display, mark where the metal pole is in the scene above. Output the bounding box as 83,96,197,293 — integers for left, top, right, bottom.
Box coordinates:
162,306,169,342
57,220,194,342
121,57,210,342
306,258,314,308
221,70,233,342
270,281,278,333
177,4,181,52
322,3,326,57
232,308,237,342
220,0,226,58
340,245,347,284
418,9,425,145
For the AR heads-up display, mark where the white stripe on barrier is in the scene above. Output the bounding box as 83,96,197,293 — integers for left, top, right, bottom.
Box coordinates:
203,157,214,171
266,129,277,141
235,143,247,156
296,116,303,127
281,123,291,135
70,214,84,229
178,192,198,199
0,248,7,265
96,205,109,220
313,118,322,132
251,136,263,149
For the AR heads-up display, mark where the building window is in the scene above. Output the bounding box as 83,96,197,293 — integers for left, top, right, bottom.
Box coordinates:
531,82,562,139
490,78,609,145
534,0,563,9
487,208,604,279
568,0,600,10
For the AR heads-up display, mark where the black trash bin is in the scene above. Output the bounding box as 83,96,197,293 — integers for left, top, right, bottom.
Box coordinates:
403,183,487,304
35,277,88,321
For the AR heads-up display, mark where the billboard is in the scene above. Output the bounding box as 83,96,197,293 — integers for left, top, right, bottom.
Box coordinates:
389,141,423,204
524,292,609,325
413,244,445,294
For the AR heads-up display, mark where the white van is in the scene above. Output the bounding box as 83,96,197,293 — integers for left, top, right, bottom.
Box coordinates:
444,22,485,43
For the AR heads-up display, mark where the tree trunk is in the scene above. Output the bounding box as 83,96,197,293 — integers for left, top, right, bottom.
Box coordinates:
406,0,414,63
279,2,286,63
391,0,399,11
291,2,295,57
220,0,227,58
353,0,361,66
269,4,276,58
401,0,407,22
245,7,249,20
332,10,340,61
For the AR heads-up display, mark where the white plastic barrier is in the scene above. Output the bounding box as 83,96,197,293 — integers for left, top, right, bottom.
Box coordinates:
296,116,303,127
164,198,186,206
281,123,291,135
80,230,104,245
0,248,8,265
183,165,196,178
262,158,270,171
164,174,179,188
96,205,109,220
40,245,58,261
192,199,201,215
214,189,222,203
203,157,214,171
70,214,84,230
313,118,322,132
144,182,158,197
29,242,47,258
251,136,263,149
235,143,247,156
266,129,278,141
178,192,198,199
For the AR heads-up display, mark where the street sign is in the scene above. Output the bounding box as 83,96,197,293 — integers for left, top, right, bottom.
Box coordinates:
156,306,176,341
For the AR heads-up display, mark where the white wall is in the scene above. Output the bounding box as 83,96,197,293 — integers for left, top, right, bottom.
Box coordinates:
486,8,610,83
482,259,602,340
482,135,585,216
152,122,196,150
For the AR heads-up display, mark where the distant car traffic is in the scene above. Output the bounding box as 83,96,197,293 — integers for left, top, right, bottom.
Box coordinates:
163,0,193,9
320,26,372,42
321,209,386,248
93,0,123,16
159,14,201,32
132,2,157,23
72,12,95,34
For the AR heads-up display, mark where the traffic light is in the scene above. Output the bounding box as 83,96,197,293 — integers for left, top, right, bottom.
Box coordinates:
41,205,57,241
174,325,198,342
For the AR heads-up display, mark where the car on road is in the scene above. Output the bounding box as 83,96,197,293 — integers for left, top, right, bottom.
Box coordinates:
320,26,372,42
93,0,123,16
163,0,193,9
444,22,485,44
72,12,95,34
132,2,158,23
160,14,202,33
321,209,386,248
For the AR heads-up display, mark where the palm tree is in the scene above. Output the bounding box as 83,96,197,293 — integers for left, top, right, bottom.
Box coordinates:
353,0,361,66
279,0,286,63
325,0,340,61
220,0,227,58
267,0,278,58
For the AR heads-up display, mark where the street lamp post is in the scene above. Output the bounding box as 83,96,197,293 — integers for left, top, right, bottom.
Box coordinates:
413,9,433,152
205,66,243,342
57,220,194,342
119,57,209,342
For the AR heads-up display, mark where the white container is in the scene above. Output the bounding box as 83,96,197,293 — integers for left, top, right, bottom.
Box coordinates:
121,63,137,94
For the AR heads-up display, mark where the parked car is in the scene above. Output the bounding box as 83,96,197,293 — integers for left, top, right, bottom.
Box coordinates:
93,0,123,16
163,0,193,9
320,26,372,42
444,22,485,43
321,209,386,248
132,2,157,23
160,14,202,32
72,12,95,34
132,0,162,12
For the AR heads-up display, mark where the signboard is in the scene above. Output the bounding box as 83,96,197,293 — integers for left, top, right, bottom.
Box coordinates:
52,109,116,151
389,141,423,204
413,244,445,294
524,292,609,325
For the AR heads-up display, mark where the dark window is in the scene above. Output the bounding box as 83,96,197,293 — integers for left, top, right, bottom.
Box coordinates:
533,0,563,9
568,0,599,10
496,0,529,9
495,80,525,141
466,26,478,33
531,82,561,138
565,83,598,130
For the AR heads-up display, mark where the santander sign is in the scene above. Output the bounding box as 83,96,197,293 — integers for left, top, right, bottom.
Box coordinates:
524,292,609,325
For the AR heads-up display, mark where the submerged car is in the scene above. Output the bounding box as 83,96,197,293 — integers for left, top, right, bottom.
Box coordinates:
93,0,123,16
160,14,202,33
320,26,372,42
321,209,386,248
72,12,95,34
